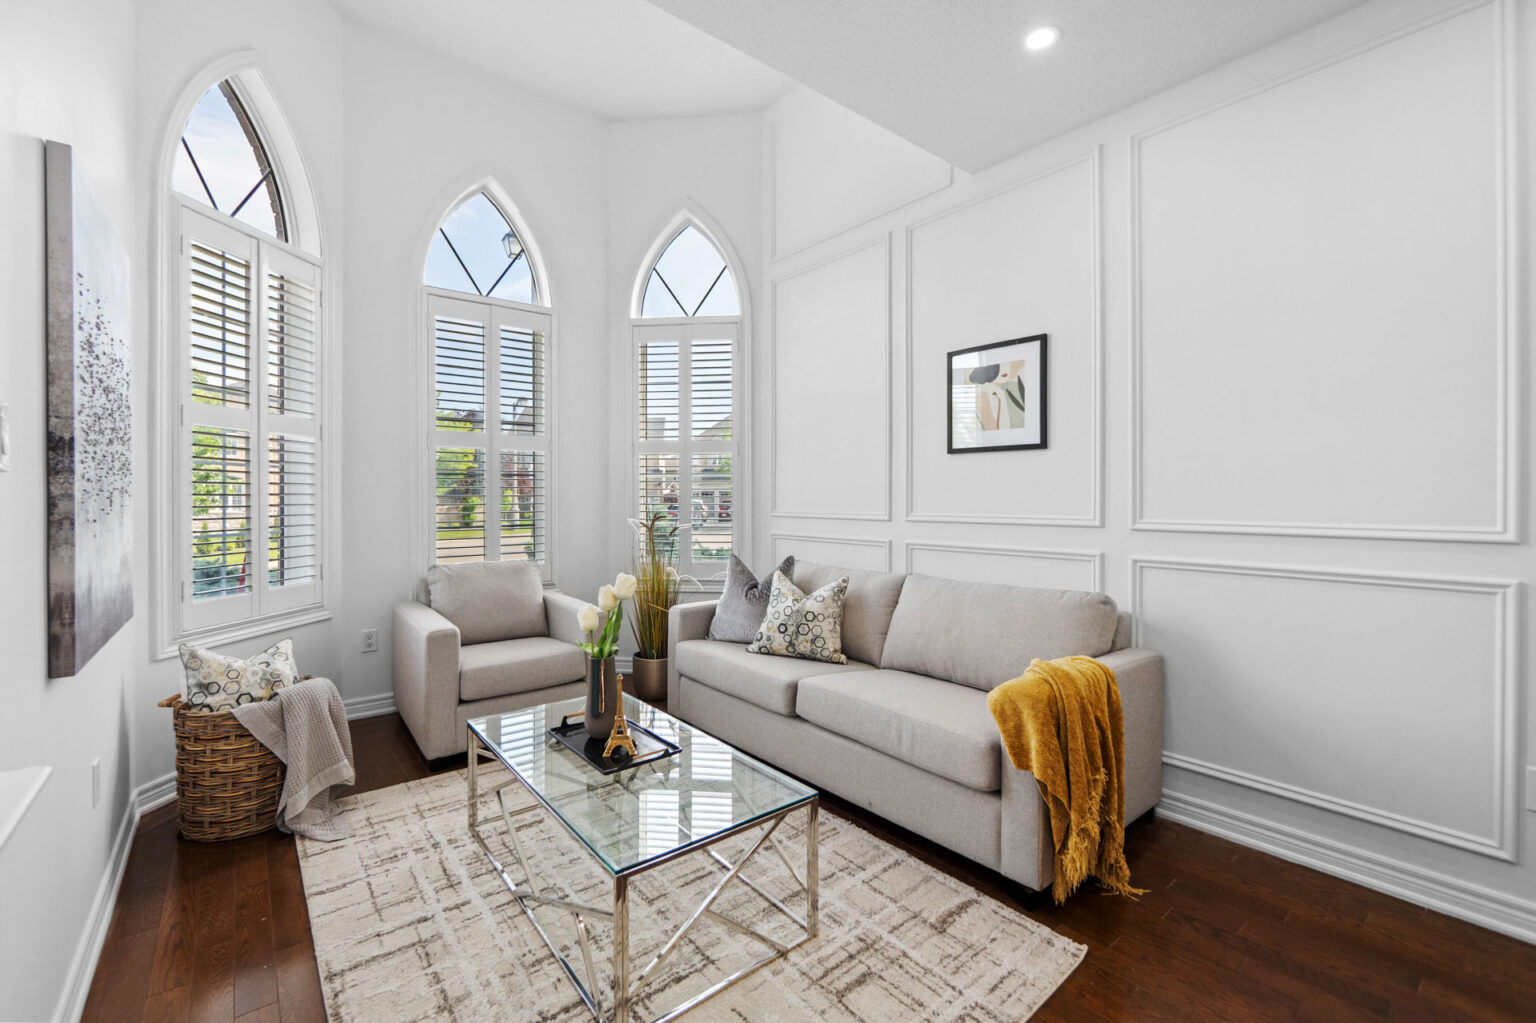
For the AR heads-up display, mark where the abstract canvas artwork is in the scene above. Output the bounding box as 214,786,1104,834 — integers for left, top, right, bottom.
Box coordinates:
947,334,1048,453
45,140,133,678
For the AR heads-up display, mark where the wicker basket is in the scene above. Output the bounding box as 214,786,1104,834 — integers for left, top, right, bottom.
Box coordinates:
159,689,294,842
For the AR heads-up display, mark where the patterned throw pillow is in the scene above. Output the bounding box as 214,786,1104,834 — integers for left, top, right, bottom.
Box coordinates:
178,638,300,712
747,571,849,664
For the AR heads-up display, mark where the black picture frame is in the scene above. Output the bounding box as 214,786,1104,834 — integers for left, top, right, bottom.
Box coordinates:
946,334,1048,454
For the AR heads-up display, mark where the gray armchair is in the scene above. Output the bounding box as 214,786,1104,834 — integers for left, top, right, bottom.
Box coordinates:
393,561,588,759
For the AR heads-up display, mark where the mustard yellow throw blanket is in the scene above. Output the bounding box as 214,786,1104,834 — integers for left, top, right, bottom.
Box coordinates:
987,655,1144,904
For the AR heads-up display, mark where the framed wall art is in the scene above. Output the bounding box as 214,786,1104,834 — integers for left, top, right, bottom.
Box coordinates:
947,334,1047,454
45,139,133,678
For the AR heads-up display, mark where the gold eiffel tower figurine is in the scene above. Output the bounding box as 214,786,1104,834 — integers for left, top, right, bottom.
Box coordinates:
603,674,638,760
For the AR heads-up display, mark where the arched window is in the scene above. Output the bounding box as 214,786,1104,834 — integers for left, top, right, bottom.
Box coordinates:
166,74,326,642
633,219,742,578
423,189,552,577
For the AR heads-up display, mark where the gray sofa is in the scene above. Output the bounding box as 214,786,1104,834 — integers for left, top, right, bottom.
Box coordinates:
666,561,1164,893
394,561,589,759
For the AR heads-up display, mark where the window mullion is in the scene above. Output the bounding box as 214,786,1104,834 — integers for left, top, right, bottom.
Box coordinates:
678,327,694,569
253,241,272,612
485,307,501,561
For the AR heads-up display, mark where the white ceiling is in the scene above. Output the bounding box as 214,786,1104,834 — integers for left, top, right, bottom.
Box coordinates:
645,0,1373,171
326,0,792,120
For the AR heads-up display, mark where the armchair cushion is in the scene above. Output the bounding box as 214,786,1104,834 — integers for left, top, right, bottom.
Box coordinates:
427,561,547,644
459,636,584,702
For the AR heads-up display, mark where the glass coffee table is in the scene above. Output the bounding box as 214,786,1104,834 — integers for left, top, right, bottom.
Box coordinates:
467,694,819,1023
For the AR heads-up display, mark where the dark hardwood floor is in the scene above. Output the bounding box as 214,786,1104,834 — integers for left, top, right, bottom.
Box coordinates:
84,712,1536,1022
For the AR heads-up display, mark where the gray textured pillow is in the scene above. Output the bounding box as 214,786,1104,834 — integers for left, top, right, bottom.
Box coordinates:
708,554,794,643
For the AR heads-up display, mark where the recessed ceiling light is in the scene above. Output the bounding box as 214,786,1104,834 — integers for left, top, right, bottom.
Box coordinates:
1023,26,1059,52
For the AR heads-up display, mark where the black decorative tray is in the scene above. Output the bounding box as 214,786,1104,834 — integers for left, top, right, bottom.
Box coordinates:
548,714,681,775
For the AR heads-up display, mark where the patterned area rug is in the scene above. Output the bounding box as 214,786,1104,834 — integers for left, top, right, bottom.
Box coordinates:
298,771,1084,1021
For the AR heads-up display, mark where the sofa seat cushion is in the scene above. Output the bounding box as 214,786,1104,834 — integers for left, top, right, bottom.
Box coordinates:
459,637,584,702
675,639,874,716
796,670,1002,792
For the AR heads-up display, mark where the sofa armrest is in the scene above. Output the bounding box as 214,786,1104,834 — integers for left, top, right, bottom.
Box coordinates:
667,599,718,710
392,601,462,760
544,590,590,647
1097,647,1165,821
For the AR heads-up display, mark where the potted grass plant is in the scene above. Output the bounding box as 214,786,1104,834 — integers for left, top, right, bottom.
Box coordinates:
627,512,689,701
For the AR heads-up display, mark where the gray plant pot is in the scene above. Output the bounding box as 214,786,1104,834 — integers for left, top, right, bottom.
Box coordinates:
585,656,619,738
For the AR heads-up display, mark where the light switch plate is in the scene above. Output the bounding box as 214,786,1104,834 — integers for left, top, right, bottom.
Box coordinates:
0,403,10,471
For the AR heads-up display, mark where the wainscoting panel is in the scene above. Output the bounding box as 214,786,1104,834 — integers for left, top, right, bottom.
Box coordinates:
770,238,891,520
1133,558,1519,860
769,92,952,261
1132,1,1514,541
906,153,1101,526
771,532,892,573
906,541,1101,592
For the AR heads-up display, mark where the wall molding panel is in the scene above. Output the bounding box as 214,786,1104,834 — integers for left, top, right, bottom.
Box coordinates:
770,532,893,572
1128,0,1517,543
1134,557,1521,862
768,121,953,263
905,541,1103,592
1160,790,1536,945
905,150,1103,527
769,235,893,521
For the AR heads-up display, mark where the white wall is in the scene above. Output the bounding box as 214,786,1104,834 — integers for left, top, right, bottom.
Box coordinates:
337,25,611,701
758,0,1536,941
0,3,139,1018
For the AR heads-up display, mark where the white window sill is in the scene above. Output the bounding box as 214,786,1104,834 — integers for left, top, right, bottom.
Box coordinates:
156,605,333,660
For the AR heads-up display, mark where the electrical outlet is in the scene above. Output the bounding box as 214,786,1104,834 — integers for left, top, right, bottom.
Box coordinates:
361,628,379,653
91,758,101,808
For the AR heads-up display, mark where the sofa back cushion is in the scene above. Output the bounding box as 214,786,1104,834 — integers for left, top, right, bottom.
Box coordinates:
426,561,547,645
791,561,906,667
880,574,1118,690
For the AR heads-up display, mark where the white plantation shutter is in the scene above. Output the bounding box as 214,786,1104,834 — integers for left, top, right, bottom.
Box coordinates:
428,292,551,578
634,323,737,576
181,206,323,633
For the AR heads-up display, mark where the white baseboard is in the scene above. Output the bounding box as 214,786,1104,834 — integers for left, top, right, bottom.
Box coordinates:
1158,789,1536,946
53,771,180,1023
344,693,397,720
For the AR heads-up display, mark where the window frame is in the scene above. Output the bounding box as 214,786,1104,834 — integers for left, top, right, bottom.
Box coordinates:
628,214,750,589
423,286,555,580
151,63,334,657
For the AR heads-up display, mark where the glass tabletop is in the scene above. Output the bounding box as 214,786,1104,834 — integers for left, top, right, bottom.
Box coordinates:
468,694,816,876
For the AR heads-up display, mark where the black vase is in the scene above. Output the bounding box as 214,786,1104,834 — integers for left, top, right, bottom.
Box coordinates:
585,657,619,738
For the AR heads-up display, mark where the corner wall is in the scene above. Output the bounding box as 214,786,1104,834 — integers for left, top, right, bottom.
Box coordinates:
0,3,139,1019
757,0,1536,940
336,25,611,703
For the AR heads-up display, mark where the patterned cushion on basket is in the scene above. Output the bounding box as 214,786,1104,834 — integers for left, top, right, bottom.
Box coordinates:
747,570,849,664
178,638,300,712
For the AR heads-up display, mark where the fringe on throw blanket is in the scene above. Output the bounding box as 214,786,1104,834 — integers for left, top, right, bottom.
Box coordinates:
987,656,1146,904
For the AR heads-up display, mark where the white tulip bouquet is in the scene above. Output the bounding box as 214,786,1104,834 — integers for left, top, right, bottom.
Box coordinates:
578,572,636,661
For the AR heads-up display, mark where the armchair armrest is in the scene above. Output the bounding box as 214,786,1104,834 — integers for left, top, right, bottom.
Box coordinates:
392,601,462,760
544,590,590,647
667,599,718,710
